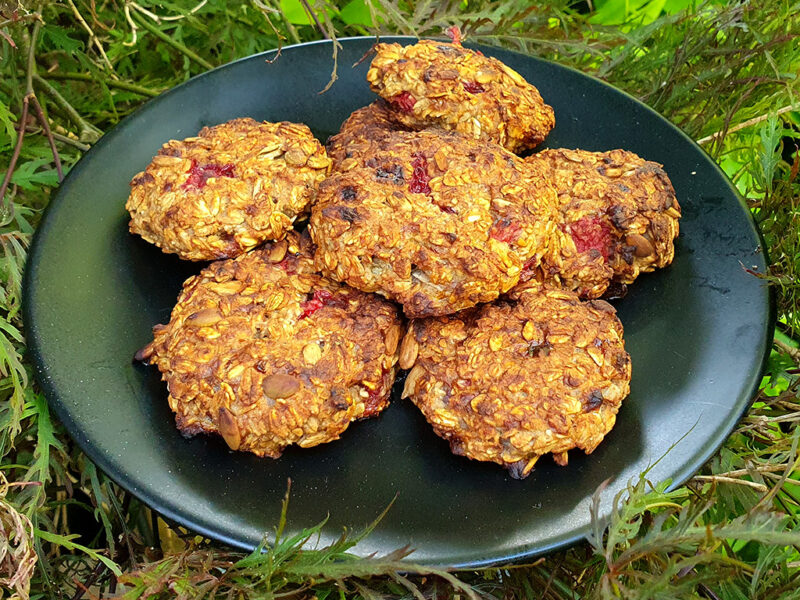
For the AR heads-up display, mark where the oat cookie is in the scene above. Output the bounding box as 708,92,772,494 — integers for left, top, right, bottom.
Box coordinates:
136,232,402,458
400,283,631,478
127,118,330,261
310,129,559,318
326,101,407,169
366,34,554,153
517,148,680,299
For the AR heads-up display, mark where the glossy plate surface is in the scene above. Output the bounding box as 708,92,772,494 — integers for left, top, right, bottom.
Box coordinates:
23,37,772,567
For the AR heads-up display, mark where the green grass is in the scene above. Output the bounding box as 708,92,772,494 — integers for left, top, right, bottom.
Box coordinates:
1,0,800,598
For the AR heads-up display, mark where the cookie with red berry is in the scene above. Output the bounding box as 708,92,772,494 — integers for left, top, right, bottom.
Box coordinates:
515,148,681,299
366,28,554,153
309,128,559,318
136,232,402,458
126,118,330,261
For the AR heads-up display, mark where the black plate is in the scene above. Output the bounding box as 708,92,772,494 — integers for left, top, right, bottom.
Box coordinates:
23,37,773,567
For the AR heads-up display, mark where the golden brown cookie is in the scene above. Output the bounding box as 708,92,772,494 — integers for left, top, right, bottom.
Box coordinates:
126,118,330,261
516,148,680,299
366,36,554,153
326,101,407,169
400,283,631,478
136,232,402,458
310,129,559,318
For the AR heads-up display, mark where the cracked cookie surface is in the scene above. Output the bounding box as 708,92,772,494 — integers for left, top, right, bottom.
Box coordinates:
137,232,402,458
127,118,330,261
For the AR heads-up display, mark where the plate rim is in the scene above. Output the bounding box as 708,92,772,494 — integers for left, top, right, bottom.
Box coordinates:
22,36,776,568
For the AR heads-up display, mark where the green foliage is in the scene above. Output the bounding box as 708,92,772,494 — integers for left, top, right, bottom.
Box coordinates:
751,121,800,336
589,468,800,598
117,486,478,598
590,0,696,26
35,529,121,577
0,0,799,598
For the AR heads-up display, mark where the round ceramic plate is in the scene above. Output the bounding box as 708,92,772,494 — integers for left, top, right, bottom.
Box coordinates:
23,37,772,567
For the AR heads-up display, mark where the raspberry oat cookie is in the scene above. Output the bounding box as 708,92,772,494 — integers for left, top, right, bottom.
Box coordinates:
310,129,559,317
517,148,681,299
366,33,554,153
136,232,402,458
400,283,631,478
127,118,330,261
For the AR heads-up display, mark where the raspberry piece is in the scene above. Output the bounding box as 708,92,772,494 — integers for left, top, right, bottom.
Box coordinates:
299,289,334,319
182,159,235,190
362,366,392,416
409,155,452,212
569,216,612,260
490,219,522,244
364,386,384,415
391,91,416,113
463,81,485,94
519,258,536,282
275,259,296,275
409,155,432,195
299,289,351,319
445,25,462,45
